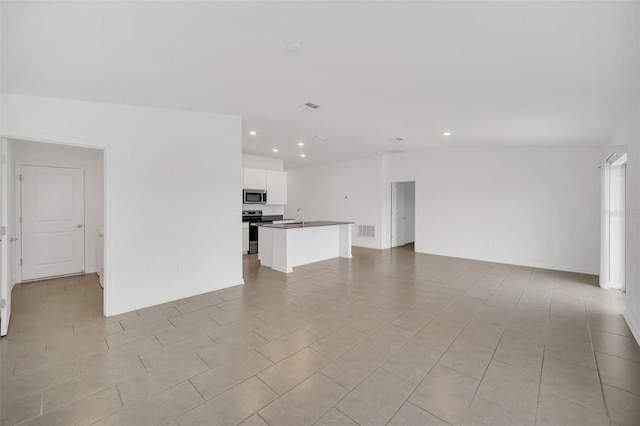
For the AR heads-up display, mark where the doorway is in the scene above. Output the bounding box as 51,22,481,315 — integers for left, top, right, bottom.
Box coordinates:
0,139,104,336
390,181,416,249
601,152,627,292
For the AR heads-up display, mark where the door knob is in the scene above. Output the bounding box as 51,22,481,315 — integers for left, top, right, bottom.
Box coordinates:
9,237,17,242
75,224,83,229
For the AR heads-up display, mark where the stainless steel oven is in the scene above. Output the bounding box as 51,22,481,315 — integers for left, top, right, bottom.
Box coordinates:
243,189,267,204
242,211,283,254
242,210,262,254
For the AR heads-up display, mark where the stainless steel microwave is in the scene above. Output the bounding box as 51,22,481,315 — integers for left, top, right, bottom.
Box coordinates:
243,189,267,204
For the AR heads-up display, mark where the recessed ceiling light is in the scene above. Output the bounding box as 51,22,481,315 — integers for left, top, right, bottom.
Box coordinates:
300,154,306,158
249,131,257,136
314,135,326,140
286,42,303,54
272,148,278,152
298,141,304,146
442,132,452,136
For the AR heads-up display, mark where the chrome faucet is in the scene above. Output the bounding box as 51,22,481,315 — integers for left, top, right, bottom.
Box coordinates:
296,208,305,226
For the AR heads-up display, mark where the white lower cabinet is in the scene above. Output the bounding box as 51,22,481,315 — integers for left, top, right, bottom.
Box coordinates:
242,222,249,254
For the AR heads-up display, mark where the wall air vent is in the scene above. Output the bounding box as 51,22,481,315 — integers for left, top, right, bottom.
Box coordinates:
298,102,320,111
389,149,404,154
358,225,376,238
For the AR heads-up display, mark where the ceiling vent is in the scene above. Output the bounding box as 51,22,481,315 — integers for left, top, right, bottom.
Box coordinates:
298,102,320,112
392,137,404,142
389,149,404,154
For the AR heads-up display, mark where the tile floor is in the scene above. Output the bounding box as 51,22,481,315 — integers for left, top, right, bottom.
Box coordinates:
1,245,640,426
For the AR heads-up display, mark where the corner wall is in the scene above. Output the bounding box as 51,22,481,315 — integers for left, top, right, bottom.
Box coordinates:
1,94,242,316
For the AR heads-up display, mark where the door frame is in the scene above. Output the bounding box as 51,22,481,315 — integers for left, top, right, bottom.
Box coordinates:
14,164,22,284
17,164,87,282
0,134,108,321
391,182,405,248
387,180,417,250
600,152,627,291
1,138,10,336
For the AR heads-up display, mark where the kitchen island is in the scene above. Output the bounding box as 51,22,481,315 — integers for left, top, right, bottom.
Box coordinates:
258,221,353,273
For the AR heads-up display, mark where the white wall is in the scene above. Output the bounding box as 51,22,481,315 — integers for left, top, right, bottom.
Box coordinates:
1,94,242,316
242,154,283,172
287,147,601,271
286,156,385,249
10,139,104,280
607,102,640,343
388,147,602,274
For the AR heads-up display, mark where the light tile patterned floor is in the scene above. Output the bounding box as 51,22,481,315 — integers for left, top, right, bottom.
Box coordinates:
1,245,639,425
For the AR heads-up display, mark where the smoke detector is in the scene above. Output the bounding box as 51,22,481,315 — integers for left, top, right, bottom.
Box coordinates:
298,102,320,112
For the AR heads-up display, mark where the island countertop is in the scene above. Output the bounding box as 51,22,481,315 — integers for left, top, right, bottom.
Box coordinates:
259,221,354,229
258,221,353,273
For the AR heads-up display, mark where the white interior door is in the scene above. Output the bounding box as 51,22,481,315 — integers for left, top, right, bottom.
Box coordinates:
391,182,405,248
21,165,85,281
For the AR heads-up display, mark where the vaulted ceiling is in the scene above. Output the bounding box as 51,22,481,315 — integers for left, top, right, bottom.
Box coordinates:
2,1,638,168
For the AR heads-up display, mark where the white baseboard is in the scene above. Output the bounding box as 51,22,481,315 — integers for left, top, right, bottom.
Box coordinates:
623,310,640,347
413,246,599,276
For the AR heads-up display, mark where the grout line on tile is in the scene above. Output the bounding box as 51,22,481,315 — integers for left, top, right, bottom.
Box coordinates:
409,400,450,425
332,405,362,426
255,374,281,396
534,271,554,425
188,377,208,402
581,283,613,423
257,412,271,426
115,384,125,408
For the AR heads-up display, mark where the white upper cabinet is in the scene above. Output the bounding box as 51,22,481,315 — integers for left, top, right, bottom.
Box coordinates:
243,168,266,190
242,167,287,205
266,170,287,205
